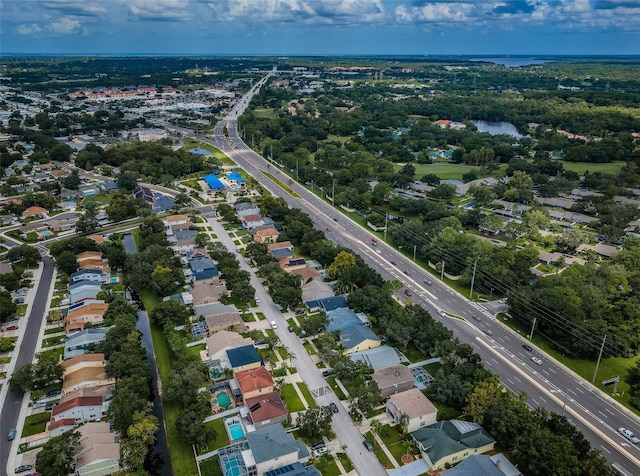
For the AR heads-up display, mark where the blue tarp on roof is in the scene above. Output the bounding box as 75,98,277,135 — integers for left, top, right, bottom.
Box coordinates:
204,174,225,190
228,172,245,183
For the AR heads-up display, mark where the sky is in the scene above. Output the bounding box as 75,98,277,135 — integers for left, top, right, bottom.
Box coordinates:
1,0,640,56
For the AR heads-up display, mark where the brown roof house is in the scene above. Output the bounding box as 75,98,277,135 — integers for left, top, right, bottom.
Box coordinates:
63,366,115,395
50,385,113,437
245,391,290,429
75,422,121,476
235,367,274,402
372,364,414,398
62,353,107,374
386,388,438,433
190,280,228,306
202,330,253,379
163,214,192,234
21,205,48,219
195,302,244,335
254,225,280,244
64,303,109,334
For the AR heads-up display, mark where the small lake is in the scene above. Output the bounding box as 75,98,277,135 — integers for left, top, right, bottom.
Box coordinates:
122,233,137,254
473,120,525,139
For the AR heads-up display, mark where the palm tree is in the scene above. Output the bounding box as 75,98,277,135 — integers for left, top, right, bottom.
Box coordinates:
399,413,410,434
370,418,382,445
288,349,296,367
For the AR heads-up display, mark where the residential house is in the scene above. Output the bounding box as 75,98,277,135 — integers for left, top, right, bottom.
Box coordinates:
349,346,403,371
305,295,348,313
63,366,115,395
235,367,274,401
577,243,619,258
301,280,334,303
65,303,109,334
98,182,119,193
327,307,368,332
245,392,289,429
169,229,199,254
195,302,244,334
268,241,295,261
372,364,415,398
79,185,99,197
386,388,438,432
21,205,48,219
63,328,110,360
625,220,640,238
339,324,381,354
50,386,113,437
241,214,266,229
76,251,110,271
254,225,280,244
75,422,121,476
190,280,228,306
202,330,253,379
412,420,496,470
234,202,255,213
70,269,107,284
218,424,312,476
62,353,106,374
46,218,76,232
226,345,262,373
442,453,522,476
164,214,192,234
189,257,220,284
133,184,154,203
68,280,102,305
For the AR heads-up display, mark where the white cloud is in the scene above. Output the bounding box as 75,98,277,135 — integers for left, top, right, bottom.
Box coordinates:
42,0,106,15
50,16,81,34
125,0,192,21
17,24,42,35
208,0,385,25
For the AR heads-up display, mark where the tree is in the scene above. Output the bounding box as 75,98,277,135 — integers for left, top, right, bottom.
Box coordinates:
7,244,41,267
35,430,80,476
0,290,17,321
231,280,255,305
55,250,79,276
150,300,191,333
327,250,356,279
295,406,334,438
301,313,328,336
111,376,151,435
76,201,99,233
122,406,159,473
150,265,181,296
62,170,81,190
176,391,216,448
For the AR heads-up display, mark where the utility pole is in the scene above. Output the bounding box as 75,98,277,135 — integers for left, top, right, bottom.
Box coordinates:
440,261,445,281
592,334,607,383
528,317,536,340
562,389,569,416
270,143,273,161
469,260,477,300
296,159,299,182
332,179,335,204
413,245,417,262
383,213,388,241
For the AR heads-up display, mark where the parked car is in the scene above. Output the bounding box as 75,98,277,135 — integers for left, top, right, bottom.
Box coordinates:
329,402,339,413
313,446,327,457
376,249,382,254
404,289,413,297
484,328,493,336
15,465,33,474
254,297,261,304
297,331,308,338
363,440,374,452
311,442,325,451
45,389,61,398
403,270,409,275
6,325,19,331
321,369,333,377
287,325,294,332
531,357,543,365
294,308,304,315
7,428,16,441
522,344,533,352
32,401,46,409
269,320,278,329
619,427,640,444
45,403,57,411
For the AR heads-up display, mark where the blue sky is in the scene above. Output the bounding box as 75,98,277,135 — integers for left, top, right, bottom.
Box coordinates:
1,0,639,55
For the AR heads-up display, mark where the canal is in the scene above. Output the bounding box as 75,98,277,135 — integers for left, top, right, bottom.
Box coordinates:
124,233,172,475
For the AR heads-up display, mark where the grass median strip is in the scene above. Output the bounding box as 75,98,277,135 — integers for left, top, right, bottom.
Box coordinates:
262,171,301,198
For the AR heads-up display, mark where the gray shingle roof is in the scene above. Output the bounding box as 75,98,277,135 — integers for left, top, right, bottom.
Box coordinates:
246,424,299,463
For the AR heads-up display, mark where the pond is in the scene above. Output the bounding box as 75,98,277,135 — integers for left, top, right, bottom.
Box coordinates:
472,120,526,139
122,233,137,254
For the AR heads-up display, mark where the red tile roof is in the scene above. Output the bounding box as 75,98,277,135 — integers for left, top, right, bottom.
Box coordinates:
235,367,274,394
50,418,75,430
245,391,289,423
52,396,104,417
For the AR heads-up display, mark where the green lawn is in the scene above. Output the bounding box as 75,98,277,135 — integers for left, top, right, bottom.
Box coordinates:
336,452,354,473
393,163,507,181
199,418,229,454
261,171,301,198
199,456,223,476
312,454,341,476
280,384,305,412
22,412,51,437
326,376,347,400
378,425,418,464
252,108,275,119
297,382,317,408
303,342,316,355
365,431,394,469
560,160,626,176
44,326,64,335
185,344,205,360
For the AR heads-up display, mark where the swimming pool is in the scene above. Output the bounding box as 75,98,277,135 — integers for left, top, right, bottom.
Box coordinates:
228,422,245,441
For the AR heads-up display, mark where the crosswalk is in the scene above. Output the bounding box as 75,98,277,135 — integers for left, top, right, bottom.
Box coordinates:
469,301,494,319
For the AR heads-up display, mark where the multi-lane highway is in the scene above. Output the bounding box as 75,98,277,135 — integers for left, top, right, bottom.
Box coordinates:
201,79,640,474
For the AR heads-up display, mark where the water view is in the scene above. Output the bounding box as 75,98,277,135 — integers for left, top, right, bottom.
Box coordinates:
473,120,525,139
470,57,552,67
